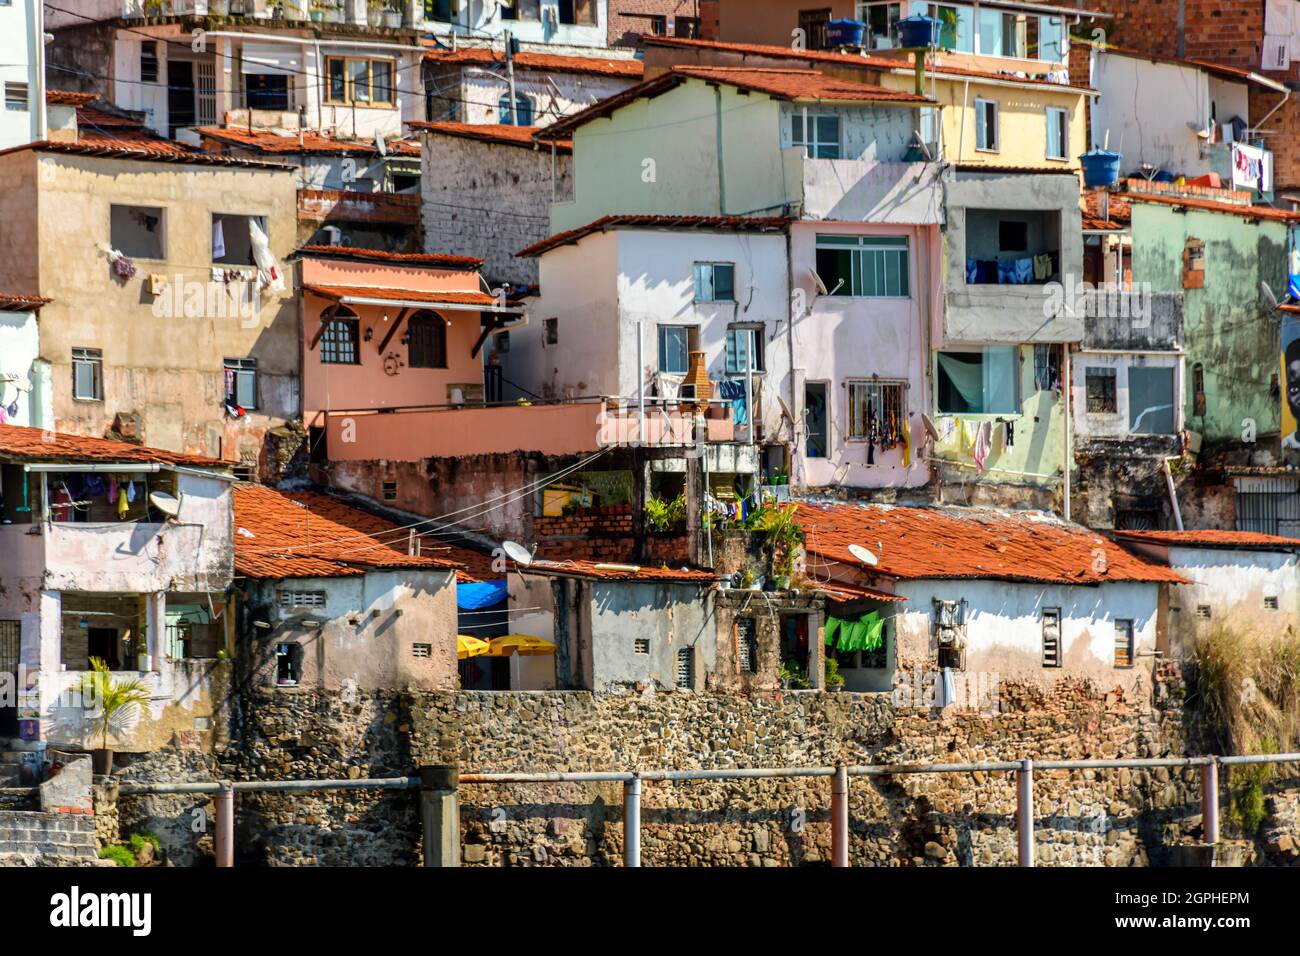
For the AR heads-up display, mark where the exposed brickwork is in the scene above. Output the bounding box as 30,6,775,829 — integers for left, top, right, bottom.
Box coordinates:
609,0,704,47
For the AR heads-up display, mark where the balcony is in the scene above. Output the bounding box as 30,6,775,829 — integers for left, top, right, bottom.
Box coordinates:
115,1,421,29
321,398,737,463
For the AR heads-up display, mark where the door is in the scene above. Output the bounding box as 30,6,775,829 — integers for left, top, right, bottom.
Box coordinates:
0,620,18,737
168,60,196,138
88,628,120,670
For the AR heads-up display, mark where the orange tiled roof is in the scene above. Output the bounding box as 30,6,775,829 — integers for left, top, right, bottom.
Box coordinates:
409,121,573,152
297,245,483,269
197,126,420,156
1083,190,1131,231
46,90,98,106
1121,191,1300,223
795,502,1187,586
641,35,1097,93
520,557,718,584
0,139,291,169
815,579,908,604
423,43,645,79
303,284,499,306
1114,530,1300,551
234,485,461,580
0,293,51,311
0,424,228,469
517,214,790,258
1095,45,1286,90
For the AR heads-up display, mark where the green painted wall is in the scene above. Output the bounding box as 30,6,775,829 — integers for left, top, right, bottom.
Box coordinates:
1128,204,1286,443
556,80,790,233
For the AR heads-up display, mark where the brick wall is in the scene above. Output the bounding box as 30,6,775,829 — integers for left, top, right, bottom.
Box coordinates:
0,811,97,861
699,0,719,39
421,133,573,289
1086,1,1264,71
608,0,704,47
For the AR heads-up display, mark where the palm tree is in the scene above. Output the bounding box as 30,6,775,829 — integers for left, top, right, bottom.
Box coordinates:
80,657,151,755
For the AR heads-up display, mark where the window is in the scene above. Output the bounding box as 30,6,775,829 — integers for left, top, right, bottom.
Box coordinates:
934,599,967,671
1085,366,1118,414
798,8,831,50
495,331,511,353
382,480,398,501
1115,508,1160,531
693,261,735,302
848,380,906,444
502,0,541,19
657,325,694,375
72,348,103,402
543,317,558,345
805,383,828,458
975,99,999,151
320,316,361,365
675,16,701,38
675,646,694,689
861,2,903,49
212,213,267,266
277,590,326,608
928,3,972,51
1033,343,1061,391
407,312,447,369
140,41,159,84
1192,363,1207,417
791,112,841,159
3,82,26,112
1129,366,1176,435
1196,604,1212,621
498,92,533,126
424,0,460,21
558,0,599,25
1235,475,1300,536
1041,608,1061,668
1046,107,1068,161
935,348,1018,415
815,235,910,297
736,618,758,674
276,642,304,686
725,326,764,374
224,358,258,410
643,14,668,34
1265,595,1280,611
1183,238,1205,289
412,643,432,658
1113,619,1134,668
1039,16,1067,62
111,204,165,260
999,220,1028,252
325,57,396,106
633,637,650,655
244,73,290,111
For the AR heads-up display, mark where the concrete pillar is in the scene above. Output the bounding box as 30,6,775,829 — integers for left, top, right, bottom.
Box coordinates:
146,591,165,672
215,781,234,868
624,774,641,867
831,764,849,867
1018,759,1034,867
420,764,459,867
1201,759,1219,849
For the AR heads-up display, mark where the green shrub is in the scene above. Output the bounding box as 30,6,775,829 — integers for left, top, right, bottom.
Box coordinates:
99,845,136,867
127,832,160,856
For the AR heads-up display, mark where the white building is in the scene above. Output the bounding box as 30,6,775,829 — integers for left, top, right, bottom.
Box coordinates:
0,0,45,149
422,0,610,49
0,295,51,429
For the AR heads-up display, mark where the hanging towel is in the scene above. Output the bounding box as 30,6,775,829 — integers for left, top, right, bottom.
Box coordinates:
973,420,993,472
901,418,912,467
125,480,137,503
1013,257,1034,284
117,486,129,520
1004,419,1015,448
212,218,226,260
106,477,118,504
1033,253,1053,281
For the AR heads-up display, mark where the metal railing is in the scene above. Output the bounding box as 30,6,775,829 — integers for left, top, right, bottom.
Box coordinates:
108,751,1300,868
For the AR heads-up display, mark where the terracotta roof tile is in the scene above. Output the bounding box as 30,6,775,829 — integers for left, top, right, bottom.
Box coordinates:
1095,45,1287,91
423,44,645,79
1121,191,1300,223
795,502,1187,585
815,580,908,604
197,126,420,156
303,284,499,306
297,245,483,269
0,424,228,469
0,139,291,170
410,121,572,152
233,485,460,580
520,558,718,584
1083,190,1131,231
0,293,51,311
46,90,98,106
1114,530,1300,551
517,214,790,258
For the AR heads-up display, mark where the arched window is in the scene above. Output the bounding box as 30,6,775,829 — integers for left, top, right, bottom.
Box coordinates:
498,92,534,126
407,311,447,369
319,306,360,365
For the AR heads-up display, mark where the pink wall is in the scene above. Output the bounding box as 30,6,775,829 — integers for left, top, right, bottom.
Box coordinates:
300,257,487,417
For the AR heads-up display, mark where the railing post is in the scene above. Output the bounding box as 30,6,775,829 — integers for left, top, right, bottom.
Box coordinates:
624,774,641,867
1201,757,1220,850
832,763,849,867
1017,758,1034,868
419,764,459,867
215,780,234,868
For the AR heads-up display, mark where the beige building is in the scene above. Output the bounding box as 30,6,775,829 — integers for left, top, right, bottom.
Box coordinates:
0,140,300,477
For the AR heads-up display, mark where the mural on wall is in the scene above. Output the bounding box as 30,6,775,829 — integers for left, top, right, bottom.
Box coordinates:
1282,311,1300,450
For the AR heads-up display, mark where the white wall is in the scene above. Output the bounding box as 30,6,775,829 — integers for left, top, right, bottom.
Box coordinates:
423,0,610,49
0,0,43,149
1159,546,1298,656
1071,351,1184,439
0,309,41,427
443,67,634,127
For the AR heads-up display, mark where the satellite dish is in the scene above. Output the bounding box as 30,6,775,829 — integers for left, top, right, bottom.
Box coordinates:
1261,281,1279,312
847,543,878,567
149,491,181,519
810,268,829,296
501,540,534,567
921,413,941,442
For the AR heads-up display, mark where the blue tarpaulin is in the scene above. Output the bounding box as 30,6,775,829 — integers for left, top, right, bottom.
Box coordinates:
457,580,507,611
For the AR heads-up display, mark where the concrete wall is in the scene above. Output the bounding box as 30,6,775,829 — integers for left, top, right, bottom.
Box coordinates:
1071,351,1184,440
421,1,611,48
427,63,635,128
420,131,572,288
243,567,459,693
0,309,43,427
0,0,42,149
800,158,945,224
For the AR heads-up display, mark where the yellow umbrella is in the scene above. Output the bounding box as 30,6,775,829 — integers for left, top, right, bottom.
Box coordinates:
486,634,557,657
457,634,491,660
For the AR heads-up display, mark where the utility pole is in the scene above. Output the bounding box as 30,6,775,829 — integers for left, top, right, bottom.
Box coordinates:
505,29,519,125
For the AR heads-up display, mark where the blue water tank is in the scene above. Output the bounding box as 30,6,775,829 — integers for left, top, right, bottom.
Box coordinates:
1080,149,1123,188
896,15,941,49
825,18,866,48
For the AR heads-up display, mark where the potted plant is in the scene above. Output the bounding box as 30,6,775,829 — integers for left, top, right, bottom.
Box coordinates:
825,657,846,692
135,641,151,672
739,568,758,590
384,0,402,27
779,661,811,690
80,657,151,775
367,0,386,26
209,0,232,16
282,0,308,19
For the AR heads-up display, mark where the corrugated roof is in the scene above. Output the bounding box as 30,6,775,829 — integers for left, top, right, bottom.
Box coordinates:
233,485,460,580
423,43,645,79
303,284,499,306
197,126,420,156
410,121,572,152
795,502,1187,585
1114,530,1300,551
0,293,51,311
516,214,790,258
520,558,718,584
297,244,483,269
0,424,228,469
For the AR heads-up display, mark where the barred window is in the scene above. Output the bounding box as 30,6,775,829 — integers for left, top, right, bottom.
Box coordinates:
407,312,447,369
736,618,758,674
847,380,906,445
1085,367,1117,413
1114,619,1134,667
320,316,360,365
